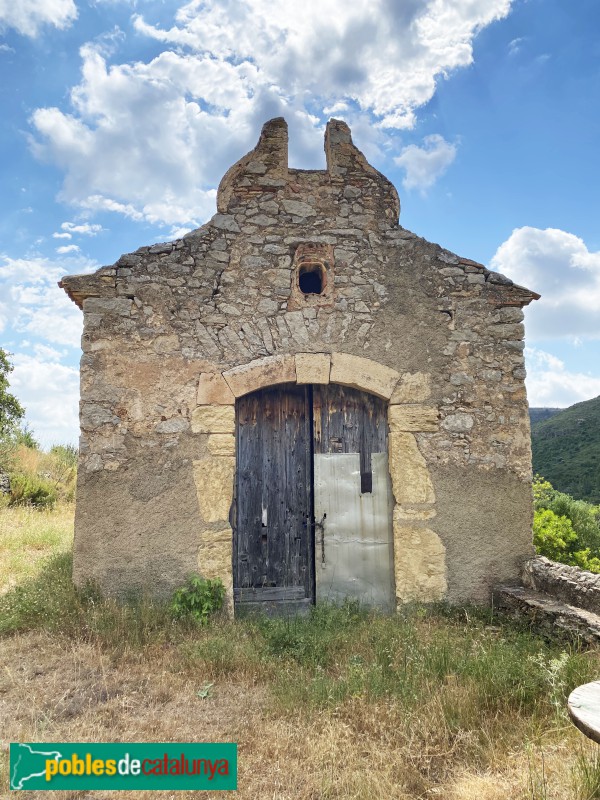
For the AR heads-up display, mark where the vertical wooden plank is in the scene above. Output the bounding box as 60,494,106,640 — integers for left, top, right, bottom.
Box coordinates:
235,392,263,589
235,385,312,605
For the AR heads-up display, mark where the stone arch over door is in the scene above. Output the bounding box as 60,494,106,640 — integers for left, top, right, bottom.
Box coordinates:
191,353,448,614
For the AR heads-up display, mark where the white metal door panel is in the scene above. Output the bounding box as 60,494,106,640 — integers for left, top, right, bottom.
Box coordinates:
314,451,395,610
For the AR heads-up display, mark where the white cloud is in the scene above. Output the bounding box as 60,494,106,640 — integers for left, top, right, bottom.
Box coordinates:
0,253,95,348
61,221,104,235
52,232,72,239
394,133,457,191
508,37,524,56
525,347,600,408
11,353,80,447
0,0,77,37
490,227,600,340
30,0,513,227
56,244,81,254
0,254,95,446
79,195,146,222
168,226,193,240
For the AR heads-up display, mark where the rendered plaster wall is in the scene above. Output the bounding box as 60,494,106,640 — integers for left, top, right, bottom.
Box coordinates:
62,117,537,606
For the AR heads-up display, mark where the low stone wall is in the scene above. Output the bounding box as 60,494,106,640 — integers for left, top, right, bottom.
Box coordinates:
522,556,600,616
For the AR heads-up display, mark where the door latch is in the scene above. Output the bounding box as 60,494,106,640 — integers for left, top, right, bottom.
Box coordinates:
314,513,327,564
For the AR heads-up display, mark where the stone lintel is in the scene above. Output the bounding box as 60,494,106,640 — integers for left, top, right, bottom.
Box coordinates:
295,353,331,385
223,355,296,398
330,353,400,400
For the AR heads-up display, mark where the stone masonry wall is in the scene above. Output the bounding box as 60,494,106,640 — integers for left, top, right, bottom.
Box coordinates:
61,117,538,606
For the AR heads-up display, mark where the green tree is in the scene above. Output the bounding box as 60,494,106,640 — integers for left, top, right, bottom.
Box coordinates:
0,349,25,439
533,508,578,562
532,476,600,573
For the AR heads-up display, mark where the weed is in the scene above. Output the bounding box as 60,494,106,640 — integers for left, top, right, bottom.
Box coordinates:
170,574,225,623
573,744,600,799
528,650,571,722
526,745,549,800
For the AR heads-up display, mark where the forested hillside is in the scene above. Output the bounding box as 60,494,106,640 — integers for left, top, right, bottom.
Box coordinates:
531,395,600,504
529,407,561,426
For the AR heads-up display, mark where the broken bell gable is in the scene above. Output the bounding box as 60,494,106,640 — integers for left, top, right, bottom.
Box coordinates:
60,117,539,615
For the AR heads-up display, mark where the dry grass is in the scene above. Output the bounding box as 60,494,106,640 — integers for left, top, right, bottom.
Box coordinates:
1,505,600,799
0,629,595,800
0,504,73,592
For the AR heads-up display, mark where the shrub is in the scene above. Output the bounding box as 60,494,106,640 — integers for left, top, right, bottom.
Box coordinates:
8,472,57,508
4,443,77,506
170,575,225,623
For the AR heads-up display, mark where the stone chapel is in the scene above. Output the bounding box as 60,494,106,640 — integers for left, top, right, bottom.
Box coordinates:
60,117,539,615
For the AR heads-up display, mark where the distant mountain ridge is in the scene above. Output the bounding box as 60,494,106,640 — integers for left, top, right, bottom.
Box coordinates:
529,407,562,426
530,396,600,504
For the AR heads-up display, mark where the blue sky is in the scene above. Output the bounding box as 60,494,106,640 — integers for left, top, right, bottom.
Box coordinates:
1,0,599,447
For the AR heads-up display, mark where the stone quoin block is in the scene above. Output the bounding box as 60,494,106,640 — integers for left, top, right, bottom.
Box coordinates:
191,405,235,434
193,457,235,523
197,373,236,405
390,372,432,404
393,521,447,603
388,405,439,433
207,434,236,456
388,432,436,505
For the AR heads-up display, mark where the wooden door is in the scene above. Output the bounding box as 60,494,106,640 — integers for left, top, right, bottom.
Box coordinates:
234,385,313,614
233,383,394,615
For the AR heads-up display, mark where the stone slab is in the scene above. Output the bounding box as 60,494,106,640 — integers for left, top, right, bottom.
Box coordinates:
295,353,331,385
223,355,296,398
330,353,400,399
197,372,235,405
388,405,439,432
191,405,235,434
569,682,600,743
193,456,235,523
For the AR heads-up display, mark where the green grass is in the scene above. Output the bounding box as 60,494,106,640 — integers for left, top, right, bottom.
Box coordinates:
2,550,595,727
